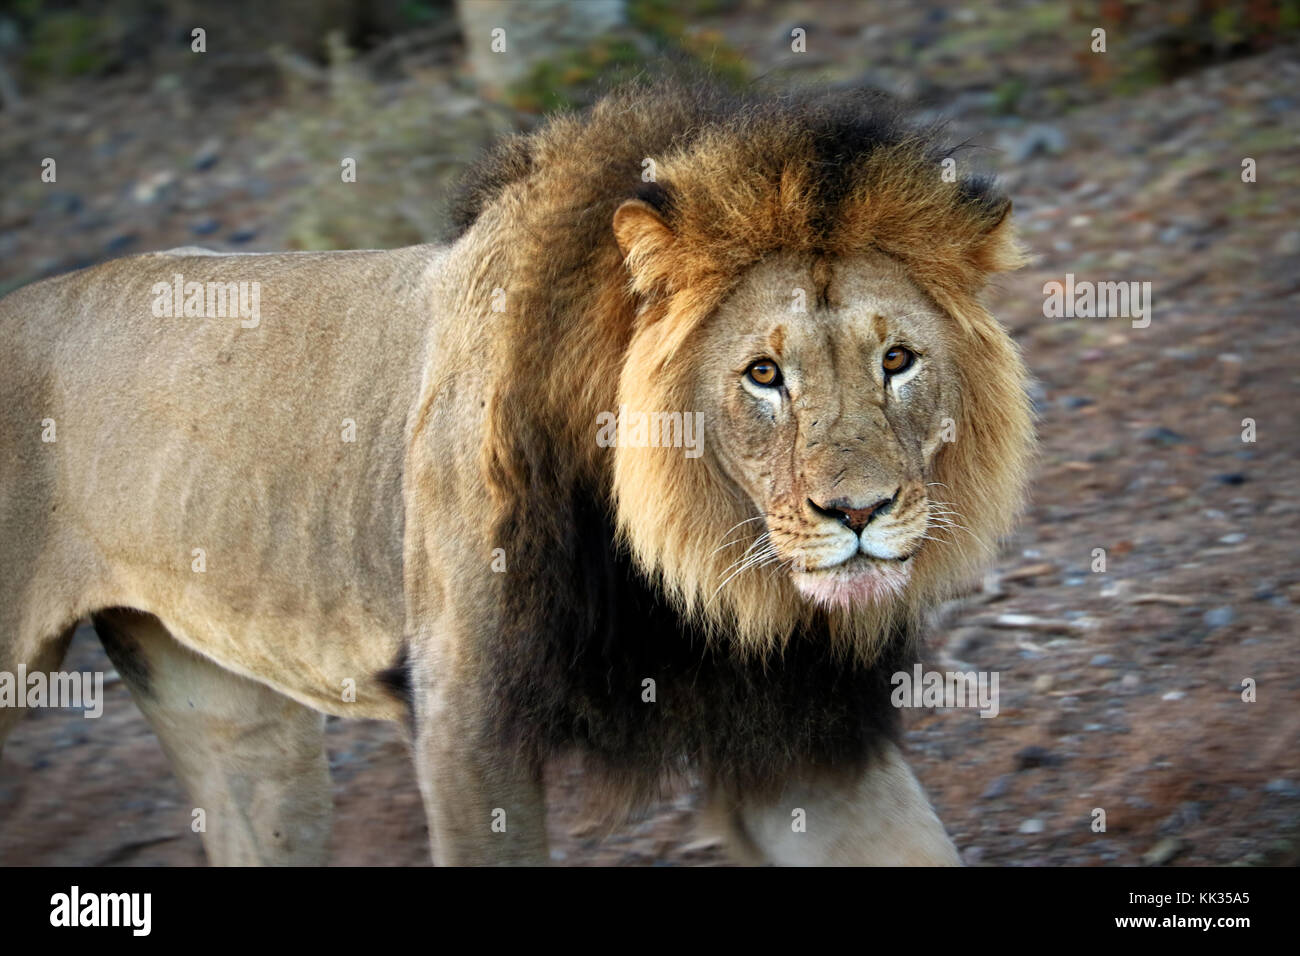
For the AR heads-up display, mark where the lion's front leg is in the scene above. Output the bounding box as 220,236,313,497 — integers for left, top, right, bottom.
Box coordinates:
411,641,548,866
710,741,961,866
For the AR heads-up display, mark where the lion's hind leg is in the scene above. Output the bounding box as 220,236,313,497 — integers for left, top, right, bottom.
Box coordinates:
91,609,333,865
0,622,75,762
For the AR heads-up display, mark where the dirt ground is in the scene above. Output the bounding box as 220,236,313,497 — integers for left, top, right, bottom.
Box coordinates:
1,3,1297,865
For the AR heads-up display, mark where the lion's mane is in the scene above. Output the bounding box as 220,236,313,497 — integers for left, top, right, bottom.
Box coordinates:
450,80,1033,802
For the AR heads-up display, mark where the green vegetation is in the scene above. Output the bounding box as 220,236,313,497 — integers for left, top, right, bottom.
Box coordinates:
505,0,748,114
20,10,118,80
257,33,510,250
506,37,647,114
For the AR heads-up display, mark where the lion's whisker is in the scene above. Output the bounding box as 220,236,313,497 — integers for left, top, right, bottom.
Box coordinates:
710,515,774,555
711,532,764,556
711,540,780,604
716,534,773,579
716,515,767,540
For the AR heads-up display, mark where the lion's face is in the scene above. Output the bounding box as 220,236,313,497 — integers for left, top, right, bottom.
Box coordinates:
610,188,1030,653
694,252,957,611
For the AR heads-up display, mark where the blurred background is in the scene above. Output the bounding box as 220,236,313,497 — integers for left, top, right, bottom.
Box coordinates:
0,0,1297,865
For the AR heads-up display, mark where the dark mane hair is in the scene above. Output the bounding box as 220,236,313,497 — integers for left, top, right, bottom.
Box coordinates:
449,79,1008,247
450,78,1030,812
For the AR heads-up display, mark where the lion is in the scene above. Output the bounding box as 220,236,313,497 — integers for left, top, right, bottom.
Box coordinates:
0,81,1032,866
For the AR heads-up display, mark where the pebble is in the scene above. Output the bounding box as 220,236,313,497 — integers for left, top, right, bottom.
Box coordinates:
995,613,1039,629
192,217,221,236
1140,426,1188,446
44,192,83,216
1263,779,1299,798
981,775,1011,799
995,613,1081,634
1203,606,1235,629
1161,690,1186,701
1015,745,1061,770
1158,801,1204,835
1019,818,1046,834
193,139,221,171
1089,653,1113,667
1093,842,1121,862
1274,230,1300,255
1008,124,1067,163
1214,472,1247,485
131,170,176,205
104,233,137,254
1142,837,1186,866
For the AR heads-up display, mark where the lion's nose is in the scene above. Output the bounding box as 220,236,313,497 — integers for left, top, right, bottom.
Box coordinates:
808,491,898,534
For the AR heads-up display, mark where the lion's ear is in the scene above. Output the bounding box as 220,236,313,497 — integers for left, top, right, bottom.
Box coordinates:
972,199,1028,274
613,199,676,293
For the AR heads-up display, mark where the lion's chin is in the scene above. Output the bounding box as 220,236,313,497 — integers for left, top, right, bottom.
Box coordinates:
792,559,911,611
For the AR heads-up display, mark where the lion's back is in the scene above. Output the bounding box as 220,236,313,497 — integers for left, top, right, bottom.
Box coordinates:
0,245,446,714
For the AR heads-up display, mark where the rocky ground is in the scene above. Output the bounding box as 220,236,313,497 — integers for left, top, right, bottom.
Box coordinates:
0,2,1297,865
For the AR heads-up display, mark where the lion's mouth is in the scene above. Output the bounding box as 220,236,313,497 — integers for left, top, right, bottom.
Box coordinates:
791,555,911,610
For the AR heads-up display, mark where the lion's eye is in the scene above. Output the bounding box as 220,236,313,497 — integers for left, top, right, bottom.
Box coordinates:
746,360,783,388
882,346,915,375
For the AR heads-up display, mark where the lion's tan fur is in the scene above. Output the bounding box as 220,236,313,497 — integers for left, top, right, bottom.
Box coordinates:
0,247,437,721
0,81,1034,865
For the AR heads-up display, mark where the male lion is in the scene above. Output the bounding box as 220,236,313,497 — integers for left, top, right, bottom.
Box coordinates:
0,83,1032,865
